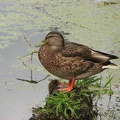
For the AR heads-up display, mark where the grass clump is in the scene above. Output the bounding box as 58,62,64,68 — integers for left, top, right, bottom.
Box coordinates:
30,76,114,120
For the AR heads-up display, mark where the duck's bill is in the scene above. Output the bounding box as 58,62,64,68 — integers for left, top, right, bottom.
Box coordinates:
35,40,46,47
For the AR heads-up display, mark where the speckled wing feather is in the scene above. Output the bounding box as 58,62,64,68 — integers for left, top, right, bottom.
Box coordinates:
60,42,92,59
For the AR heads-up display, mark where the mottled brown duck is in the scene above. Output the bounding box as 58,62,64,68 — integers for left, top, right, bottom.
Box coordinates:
36,31,119,92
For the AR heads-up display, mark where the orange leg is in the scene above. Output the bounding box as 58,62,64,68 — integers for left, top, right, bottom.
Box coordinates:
58,77,76,92
58,80,71,87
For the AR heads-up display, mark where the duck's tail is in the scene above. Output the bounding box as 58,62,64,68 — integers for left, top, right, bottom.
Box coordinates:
102,61,119,69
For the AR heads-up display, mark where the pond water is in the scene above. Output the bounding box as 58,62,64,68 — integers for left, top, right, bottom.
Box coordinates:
0,0,120,120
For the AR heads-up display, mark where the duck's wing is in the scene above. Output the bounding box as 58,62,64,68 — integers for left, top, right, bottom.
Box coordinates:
89,50,118,63
60,42,118,63
60,42,91,57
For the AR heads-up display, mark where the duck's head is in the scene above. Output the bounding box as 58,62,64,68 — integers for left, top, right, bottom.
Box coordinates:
35,32,64,50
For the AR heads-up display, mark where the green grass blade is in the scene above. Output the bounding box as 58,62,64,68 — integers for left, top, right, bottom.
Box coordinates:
103,76,114,88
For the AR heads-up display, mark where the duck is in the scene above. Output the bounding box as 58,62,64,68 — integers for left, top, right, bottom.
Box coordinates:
35,31,119,92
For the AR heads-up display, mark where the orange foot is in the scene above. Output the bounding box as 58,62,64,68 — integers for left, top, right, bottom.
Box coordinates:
58,77,76,92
